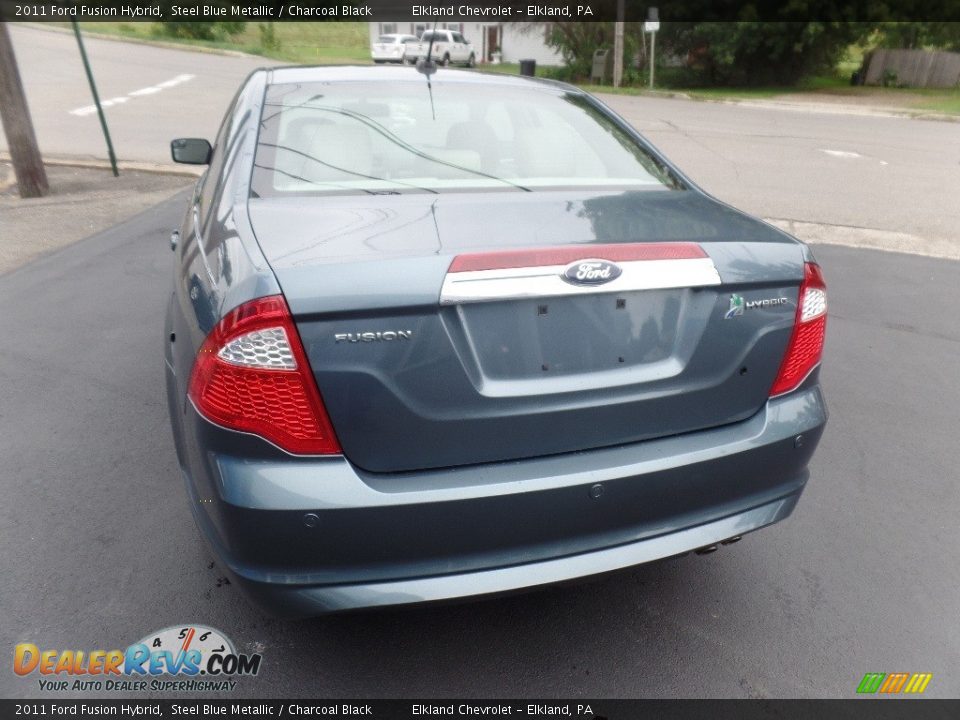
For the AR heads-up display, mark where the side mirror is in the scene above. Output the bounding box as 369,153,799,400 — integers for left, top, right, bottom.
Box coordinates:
171,138,212,165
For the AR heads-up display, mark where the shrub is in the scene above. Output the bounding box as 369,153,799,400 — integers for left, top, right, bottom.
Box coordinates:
258,23,280,52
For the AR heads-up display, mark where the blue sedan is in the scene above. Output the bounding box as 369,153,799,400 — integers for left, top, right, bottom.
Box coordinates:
165,66,828,616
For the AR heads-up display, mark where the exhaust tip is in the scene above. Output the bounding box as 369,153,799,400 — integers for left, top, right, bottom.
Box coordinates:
695,545,719,555
721,536,742,545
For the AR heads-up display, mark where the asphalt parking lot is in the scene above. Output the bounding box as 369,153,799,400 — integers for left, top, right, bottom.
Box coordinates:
1,190,958,699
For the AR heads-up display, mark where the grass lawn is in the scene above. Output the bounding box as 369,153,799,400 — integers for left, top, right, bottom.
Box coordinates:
583,74,960,115
476,63,522,76
71,21,369,64
914,93,960,114
580,78,828,100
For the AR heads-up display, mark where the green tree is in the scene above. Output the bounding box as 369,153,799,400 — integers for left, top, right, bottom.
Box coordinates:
531,22,649,81
157,1,245,41
871,22,960,51
656,21,870,85
538,20,872,86
161,21,246,41
258,23,281,52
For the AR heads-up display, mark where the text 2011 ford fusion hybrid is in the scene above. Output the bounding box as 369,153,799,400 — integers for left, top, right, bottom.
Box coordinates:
165,66,828,616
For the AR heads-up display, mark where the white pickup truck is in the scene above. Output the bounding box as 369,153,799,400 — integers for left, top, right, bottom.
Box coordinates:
409,29,476,67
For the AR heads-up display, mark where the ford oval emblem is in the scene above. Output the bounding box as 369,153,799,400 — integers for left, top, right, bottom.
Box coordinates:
562,259,623,286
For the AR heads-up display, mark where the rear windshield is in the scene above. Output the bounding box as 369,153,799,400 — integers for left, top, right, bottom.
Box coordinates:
251,80,679,197
377,35,399,43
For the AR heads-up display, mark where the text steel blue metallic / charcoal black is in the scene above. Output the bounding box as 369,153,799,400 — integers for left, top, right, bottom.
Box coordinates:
164,66,828,617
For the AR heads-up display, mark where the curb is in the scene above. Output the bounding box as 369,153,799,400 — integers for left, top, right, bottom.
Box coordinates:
597,90,959,123
635,90,693,100
588,88,693,101
0,153,203,178
714,98,960,123
0,162,16,193
21,22,265,60
764,217,960,262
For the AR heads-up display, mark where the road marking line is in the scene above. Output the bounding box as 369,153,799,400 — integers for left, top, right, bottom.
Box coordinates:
820,149,862,159
128,86,162,97
156,74,194,88
67,74,195,116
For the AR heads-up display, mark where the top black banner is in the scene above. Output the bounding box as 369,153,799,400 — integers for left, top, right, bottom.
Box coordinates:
2,0,959,22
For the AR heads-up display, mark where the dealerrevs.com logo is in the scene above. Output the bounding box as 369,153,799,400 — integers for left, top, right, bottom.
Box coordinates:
14,625,262,693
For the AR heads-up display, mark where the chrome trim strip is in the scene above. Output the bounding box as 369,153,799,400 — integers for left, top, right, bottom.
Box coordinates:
440,257,721,305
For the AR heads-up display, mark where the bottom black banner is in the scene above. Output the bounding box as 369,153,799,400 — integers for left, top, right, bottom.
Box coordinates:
2,700,958,720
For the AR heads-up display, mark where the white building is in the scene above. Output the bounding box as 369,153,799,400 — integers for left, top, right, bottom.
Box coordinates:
369,22,563,66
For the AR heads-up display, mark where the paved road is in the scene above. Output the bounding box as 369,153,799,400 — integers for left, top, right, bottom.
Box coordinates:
2,25,273,164
609,94,960,245
1,194,958,699
4,24,960,244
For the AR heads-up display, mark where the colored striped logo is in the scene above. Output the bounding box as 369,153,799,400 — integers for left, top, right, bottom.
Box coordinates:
857,672,932,694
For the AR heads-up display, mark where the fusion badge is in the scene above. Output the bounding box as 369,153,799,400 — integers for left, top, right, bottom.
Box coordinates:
335,331,413,343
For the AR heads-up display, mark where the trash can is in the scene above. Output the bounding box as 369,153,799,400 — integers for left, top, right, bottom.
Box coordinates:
591,49,612,84
519,59,536,77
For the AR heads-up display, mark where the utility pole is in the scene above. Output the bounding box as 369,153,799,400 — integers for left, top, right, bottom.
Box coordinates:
0,22,48,198
649,28,655,89
72,20,118,177
645,7,659,90
612,0,625,88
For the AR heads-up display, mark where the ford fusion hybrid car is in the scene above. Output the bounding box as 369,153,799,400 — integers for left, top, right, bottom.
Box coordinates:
165,66,828,616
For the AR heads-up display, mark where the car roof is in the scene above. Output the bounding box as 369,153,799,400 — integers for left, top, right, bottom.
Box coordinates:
265,65,579,94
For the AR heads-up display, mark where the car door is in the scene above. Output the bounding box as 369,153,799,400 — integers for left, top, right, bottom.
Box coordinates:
435,31,450,61
438,31,455,61
401,36,416,62
189,99,234,298
451,32,468,62
461,33,475,62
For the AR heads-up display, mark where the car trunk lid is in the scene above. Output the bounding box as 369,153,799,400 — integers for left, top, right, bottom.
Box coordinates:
248,189,806,473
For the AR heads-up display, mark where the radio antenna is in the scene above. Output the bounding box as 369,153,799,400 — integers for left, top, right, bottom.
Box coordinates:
415,21,438,120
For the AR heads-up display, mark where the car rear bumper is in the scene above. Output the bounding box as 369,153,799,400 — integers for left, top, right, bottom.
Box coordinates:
210,491,799,616
170,368,826,616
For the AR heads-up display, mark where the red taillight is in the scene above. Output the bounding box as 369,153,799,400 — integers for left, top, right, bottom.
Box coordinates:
448,242,706,273
770,262,827,397
187,295,341,455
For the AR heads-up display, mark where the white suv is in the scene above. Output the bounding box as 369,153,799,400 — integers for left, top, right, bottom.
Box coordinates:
371,34,418,64
411,30,476,67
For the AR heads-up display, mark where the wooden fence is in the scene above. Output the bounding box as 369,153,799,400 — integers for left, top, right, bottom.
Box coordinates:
864,49,960,88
